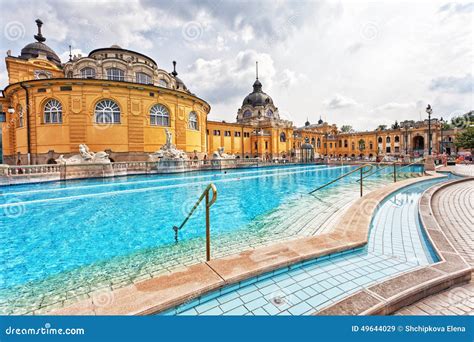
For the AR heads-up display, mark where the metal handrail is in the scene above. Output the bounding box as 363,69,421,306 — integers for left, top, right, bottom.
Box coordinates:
356,162,397,182
309,164,374,197
173,183,217,261
396,158,425,173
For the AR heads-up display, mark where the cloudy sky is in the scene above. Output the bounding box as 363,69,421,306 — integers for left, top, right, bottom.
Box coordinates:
0,0,472,130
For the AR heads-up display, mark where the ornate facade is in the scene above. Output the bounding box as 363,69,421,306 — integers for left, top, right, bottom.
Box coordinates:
0,20,456,165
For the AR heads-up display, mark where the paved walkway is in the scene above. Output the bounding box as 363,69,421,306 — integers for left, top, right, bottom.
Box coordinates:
396,178,474,315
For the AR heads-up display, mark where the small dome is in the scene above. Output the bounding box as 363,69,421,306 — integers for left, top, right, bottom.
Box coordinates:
20,19,61,66
242,79,274,107
20,41,61,66
110,44,122,49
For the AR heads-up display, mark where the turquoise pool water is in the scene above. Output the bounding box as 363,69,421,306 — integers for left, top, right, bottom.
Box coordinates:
0,164,423,313
173,176,448,316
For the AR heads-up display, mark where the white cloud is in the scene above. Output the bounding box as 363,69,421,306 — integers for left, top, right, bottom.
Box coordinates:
323,94,359,109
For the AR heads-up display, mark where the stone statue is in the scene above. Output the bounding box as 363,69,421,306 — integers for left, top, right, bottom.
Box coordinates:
212,147,234,159
148,129,188,161
56,144,110,164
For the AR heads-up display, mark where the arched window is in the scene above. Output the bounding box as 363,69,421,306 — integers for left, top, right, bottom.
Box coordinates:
150,104,169,126
266,109,273,117
106,68,125,81
394,135,400,143
378,137,383,143
369,141,373,149
18,105,23,127
317,138,321,148
136,72,151,84
159,79,168,88
188,111,199,130
67,71,73,78
386,136,391,143
44,99,63,124
243,110,252,118
311,137,315,146
339,140,342,148
280,132,286,142
344,139,348,148
95,99,120,124
81,67,96,79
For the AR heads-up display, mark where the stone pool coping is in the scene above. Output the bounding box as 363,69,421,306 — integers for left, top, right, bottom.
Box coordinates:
317,176,473,315
47,174,443,315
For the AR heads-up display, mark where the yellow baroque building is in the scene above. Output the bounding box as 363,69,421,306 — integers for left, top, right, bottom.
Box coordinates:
1,20,454,165
0,20,209,165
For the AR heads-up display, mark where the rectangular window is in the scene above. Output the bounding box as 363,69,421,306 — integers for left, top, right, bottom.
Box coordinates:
234,131,241,137
254,142,258,149
244,132,250,138
265,141,268,149
224,131,231,137
107,68,125,81
214,130,221,136
136,73,151,84
60,86,72,91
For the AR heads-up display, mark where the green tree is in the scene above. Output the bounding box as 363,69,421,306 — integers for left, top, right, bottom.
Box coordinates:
391,121,400,129
358,139,365,152
454,127,474,154
340,125,352,133
377,124,387,131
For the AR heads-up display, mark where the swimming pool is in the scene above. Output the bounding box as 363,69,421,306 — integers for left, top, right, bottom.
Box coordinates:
0,164,423,314
172,177,446,316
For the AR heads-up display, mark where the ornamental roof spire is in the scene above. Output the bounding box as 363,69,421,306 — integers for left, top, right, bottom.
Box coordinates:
34,19,46,43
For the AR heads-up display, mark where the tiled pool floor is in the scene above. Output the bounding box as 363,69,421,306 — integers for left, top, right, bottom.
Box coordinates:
0,172,422,315
174,178,442,316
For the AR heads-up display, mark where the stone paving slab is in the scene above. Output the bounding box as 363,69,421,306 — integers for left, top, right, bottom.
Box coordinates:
395,177,474,316
318,176,473,316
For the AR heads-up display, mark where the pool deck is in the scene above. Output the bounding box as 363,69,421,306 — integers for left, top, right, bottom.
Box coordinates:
318,176,473,315
394,178,474,315
48,173,453,315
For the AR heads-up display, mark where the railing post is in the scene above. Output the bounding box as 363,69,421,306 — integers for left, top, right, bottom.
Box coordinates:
360,168,363,197
205,189,211,262
393,163,397,182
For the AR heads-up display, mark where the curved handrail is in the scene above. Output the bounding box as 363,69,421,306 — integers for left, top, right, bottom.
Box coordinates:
173,183,217,261
356,161,397,182
396,158,425,173
309,164,373,195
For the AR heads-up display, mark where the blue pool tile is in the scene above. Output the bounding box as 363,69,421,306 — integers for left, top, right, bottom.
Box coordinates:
179,308,198,315
220,283,240,296
223,305,249,316
199,290,221,304
240,289,262,303
244,297,268,311
262,303,281,315
294,289,310,301
176,298,200,313
195,300,219,314
220,298,244,313
237,284,259,296
217,290,240,304
201,306,224,315
338,281,359,292
321,287,344,300
259,283,281,296
307,294,330,307
297,277,316,288
283,283,301,293
288,302,312,316
252,307,268,316
254,278,275,289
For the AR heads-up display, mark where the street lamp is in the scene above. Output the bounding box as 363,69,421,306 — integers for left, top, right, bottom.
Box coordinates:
439,117,444,154
404,124,409,155
426,104,432,155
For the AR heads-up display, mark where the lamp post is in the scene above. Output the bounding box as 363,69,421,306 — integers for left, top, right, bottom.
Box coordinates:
325,132,328,156
426,104,432,155
439,117,444,154
404,124,409,155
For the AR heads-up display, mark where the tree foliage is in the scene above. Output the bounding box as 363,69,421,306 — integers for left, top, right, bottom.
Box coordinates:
454,127,474,151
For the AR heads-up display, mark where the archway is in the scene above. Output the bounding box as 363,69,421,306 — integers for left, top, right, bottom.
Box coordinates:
413,135,424,154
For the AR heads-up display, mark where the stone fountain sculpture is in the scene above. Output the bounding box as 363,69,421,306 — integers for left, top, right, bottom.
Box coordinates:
212,147,235,159
148,129,188,161
56,144,111,164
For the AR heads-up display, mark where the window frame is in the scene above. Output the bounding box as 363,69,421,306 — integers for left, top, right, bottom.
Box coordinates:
150,104,170,126
43,99,63,124
80,67,96,79
106,68,125,81
94,99,121,124
188,111,199,130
